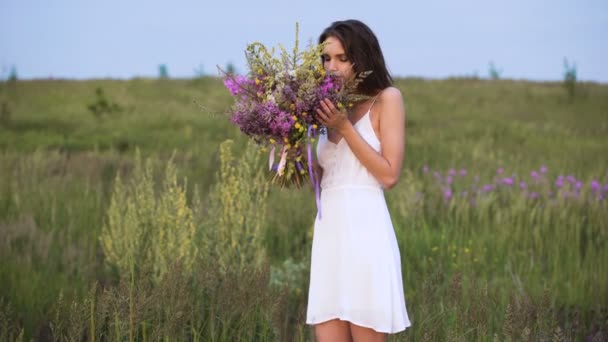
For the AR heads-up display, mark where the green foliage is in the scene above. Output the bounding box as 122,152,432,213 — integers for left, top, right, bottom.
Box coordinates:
563,58,577,99
1,78,607,340
205,139,270,275
0,101,10,125
100,149,197,283
87,87,123,119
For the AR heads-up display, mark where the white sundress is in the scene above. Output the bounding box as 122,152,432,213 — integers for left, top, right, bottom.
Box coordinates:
305,96,412,333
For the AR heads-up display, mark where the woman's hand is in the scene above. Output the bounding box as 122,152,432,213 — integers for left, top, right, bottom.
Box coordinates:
316,98,350,133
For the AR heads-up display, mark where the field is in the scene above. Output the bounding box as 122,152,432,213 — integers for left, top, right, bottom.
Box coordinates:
0,76,607,341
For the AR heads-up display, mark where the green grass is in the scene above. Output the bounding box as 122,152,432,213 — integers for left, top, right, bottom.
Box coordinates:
0,76,607,341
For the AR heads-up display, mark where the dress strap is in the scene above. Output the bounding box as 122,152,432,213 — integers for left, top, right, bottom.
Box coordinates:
367,91,382,113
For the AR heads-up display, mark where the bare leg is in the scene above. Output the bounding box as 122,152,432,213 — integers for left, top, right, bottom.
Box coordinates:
349,322,387,342
314,319,353,342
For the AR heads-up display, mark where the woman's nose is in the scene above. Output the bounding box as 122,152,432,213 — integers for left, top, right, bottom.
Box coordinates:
327,60,338,72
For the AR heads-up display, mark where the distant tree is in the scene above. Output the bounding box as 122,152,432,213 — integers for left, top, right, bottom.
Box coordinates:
158,64,169,79
194,64,205,78
563,58,577,99
488,61,502,80
8,65,17,82
226,62,236,75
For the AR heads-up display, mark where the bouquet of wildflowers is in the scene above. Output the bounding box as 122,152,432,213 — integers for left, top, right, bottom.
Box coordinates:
220,23,370,215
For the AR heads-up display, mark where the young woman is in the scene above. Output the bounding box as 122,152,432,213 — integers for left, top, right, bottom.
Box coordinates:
306,20,412,341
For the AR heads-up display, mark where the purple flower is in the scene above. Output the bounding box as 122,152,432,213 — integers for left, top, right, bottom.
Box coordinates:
575,181,582,190
443,188,452,200
555,178,564,188
531,171,539,179
591,180,600,192
540,166,547,174
223,75,249,96
423,165,429,173
446,175,453,185
497,168,504,175
449,169,456,176
566,175,576,183
459,169,467,177
502,178,514,185
482,184,493,192
519,181,527,189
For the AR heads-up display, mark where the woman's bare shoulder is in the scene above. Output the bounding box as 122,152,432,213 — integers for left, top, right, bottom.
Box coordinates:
378,86,403,103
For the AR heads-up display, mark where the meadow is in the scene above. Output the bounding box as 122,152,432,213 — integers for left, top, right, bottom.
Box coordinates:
0,76,607,341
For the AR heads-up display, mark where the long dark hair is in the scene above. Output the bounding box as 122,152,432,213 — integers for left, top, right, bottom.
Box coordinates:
319,20,393,95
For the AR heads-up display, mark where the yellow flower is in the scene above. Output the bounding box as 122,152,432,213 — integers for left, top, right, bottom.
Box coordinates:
295,156,302,162
312,124,318,129
302,112,307,116
257,68,263,75
311,137,316,142
284,137,289,143
348,103,353,108
285,144,291,149
464,247,470,254
337,102,344,109
290,104,295,110
269,138,276,144
255,79,261,85
300,169,306,175
320,69,326,76
299,127,305,133
292,115,298,121
295,123,301,129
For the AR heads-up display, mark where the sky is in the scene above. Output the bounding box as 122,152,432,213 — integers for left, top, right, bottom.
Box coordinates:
1,0,607,82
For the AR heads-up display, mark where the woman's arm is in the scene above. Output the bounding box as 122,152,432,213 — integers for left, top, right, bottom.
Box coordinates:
318,87,406,190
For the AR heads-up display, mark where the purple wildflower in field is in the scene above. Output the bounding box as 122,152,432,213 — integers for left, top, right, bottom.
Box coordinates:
540,165,547,174
482,184,494,192
443,188,452,200
423,165,429,173
446,175,453,185
591,180,600,192
531,171,539,180
520,181,527,189
459,169,467,177
449,169,456,176
555,176,564,188
497,167,504,175
502,178,514,186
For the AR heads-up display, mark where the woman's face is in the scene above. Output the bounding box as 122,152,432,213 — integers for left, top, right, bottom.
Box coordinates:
321,36,354,80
